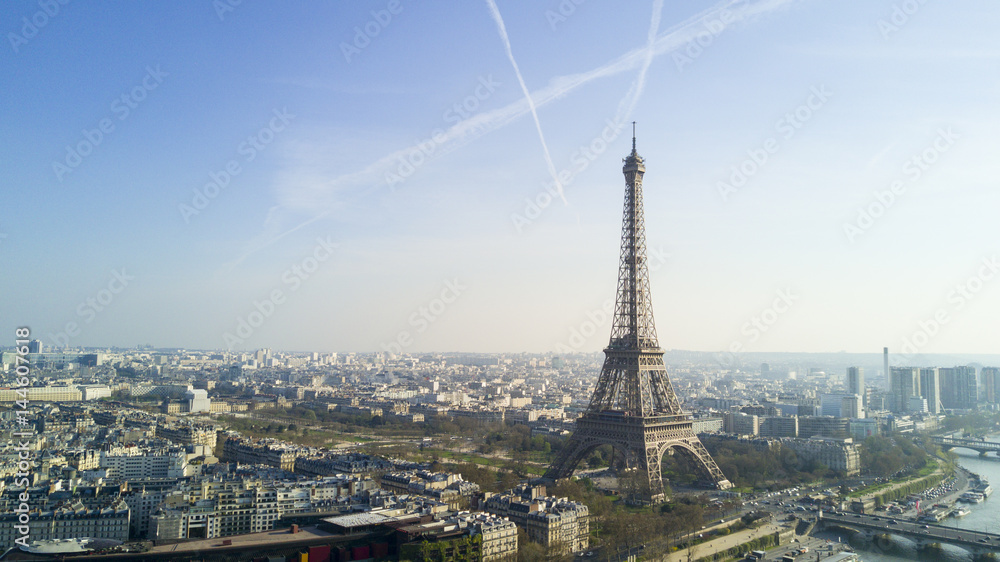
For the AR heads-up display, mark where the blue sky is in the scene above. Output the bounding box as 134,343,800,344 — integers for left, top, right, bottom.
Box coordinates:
2,0,999,356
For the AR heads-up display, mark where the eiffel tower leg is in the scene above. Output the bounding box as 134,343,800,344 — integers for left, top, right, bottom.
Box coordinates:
688,439,732,489
545,435,588,480
645,445,665,503
610,448,623,472
667,438,732,490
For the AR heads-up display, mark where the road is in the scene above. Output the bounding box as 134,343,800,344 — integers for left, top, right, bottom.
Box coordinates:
659,523,790,562
761,535,848,562
822,510,1000,550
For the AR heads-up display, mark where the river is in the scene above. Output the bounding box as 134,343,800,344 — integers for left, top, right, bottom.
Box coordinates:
829,448,1000,562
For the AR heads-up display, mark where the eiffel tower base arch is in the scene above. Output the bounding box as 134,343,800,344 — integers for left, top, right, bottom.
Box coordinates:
545,412,732,504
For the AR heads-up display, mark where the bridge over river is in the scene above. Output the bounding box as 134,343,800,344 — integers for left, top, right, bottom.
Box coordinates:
933,435,1000,455
819,510,1000,555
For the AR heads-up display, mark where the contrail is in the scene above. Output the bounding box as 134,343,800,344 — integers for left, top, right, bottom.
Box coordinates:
230,0,802,268
282,0,787,207
616,0,665,126
485,0,566,205
224,208,331,270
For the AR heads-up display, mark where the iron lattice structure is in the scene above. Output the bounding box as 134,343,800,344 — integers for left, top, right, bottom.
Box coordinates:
545,132,731,502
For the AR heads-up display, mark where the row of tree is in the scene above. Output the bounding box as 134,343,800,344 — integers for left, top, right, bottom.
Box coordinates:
700,437,827,489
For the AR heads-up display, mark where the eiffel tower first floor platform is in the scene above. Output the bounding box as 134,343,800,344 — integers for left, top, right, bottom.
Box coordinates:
544,411,732,503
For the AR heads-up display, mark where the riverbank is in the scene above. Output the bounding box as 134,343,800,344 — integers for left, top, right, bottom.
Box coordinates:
812,449,1000,562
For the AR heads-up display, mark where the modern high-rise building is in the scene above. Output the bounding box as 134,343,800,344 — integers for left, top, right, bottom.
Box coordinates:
841,395,864,419
847,367,864,405
981,367,1000,404
890,367,920,413
939,366,977,410
27,339,43,354
918,368,942,414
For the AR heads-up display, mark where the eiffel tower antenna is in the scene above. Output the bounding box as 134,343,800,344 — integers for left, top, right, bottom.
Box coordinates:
545,131,731,503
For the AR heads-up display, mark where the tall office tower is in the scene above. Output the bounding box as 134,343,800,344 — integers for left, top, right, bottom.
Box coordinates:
939,366,978,410
545,130,731,502
27,339,43,354
890,367,920,413
847,367,864,406
841,395,864,419
883,347,889,388
980,367,1000,404
919,367,942,414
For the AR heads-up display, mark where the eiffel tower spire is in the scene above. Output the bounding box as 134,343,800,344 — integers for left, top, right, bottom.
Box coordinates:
545,129,730,502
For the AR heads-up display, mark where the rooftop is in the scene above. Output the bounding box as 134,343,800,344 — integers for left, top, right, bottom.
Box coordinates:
148,524,335,554
322,511,396,529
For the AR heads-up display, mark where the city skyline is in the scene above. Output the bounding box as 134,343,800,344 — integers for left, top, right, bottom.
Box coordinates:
3,1,999,355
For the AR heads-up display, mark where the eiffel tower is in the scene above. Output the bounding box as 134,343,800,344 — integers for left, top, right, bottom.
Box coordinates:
545,126,731,503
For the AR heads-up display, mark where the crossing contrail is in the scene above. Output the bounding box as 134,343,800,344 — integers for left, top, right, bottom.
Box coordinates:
228,0,802,269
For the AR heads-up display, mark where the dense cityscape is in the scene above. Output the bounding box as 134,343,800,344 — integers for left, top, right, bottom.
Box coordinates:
2,340,1000,561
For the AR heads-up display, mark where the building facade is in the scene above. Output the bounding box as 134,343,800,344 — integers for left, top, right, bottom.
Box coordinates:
483,486,588,553
784,436,860,476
